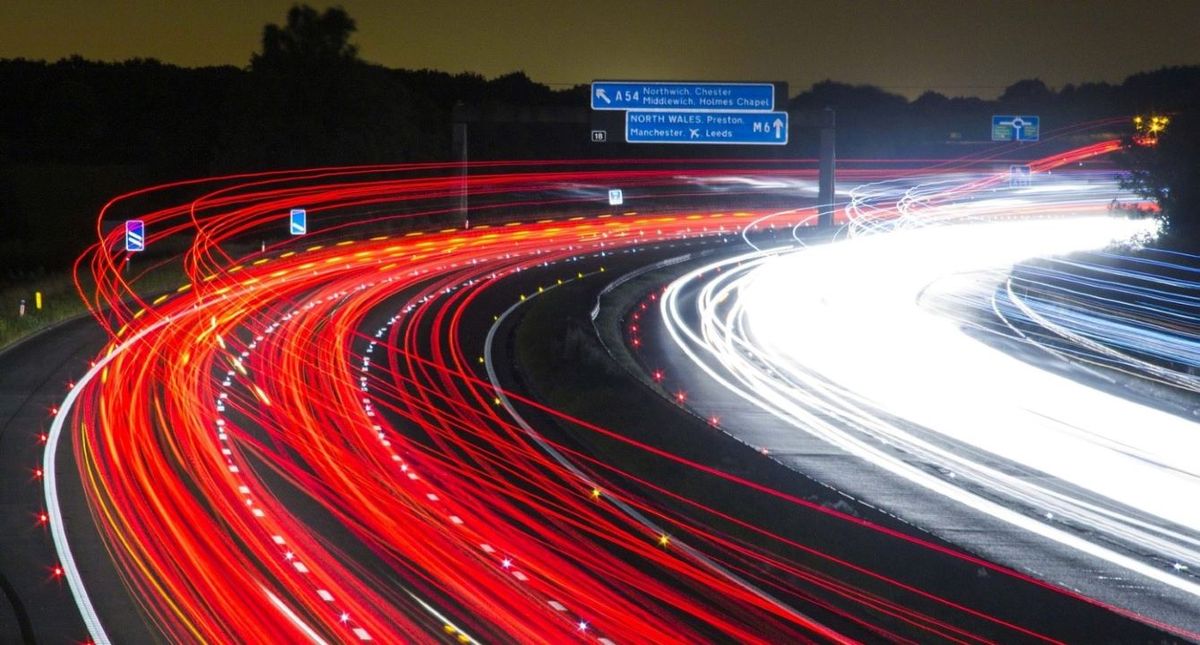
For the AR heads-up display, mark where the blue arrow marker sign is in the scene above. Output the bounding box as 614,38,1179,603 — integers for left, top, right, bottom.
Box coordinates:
125,219,145,252
289,208,307,236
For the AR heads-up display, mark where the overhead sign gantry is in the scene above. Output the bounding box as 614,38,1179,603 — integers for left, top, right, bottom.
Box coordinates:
450,80,837,227
591,80,787,146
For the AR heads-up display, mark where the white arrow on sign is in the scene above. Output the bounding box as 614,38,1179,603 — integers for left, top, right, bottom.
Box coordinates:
773,118,784,139
596,88,611,104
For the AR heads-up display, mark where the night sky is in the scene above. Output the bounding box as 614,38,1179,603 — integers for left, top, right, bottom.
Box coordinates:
2,0,1199,98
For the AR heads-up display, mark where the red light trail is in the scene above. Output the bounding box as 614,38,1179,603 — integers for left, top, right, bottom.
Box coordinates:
38,138,1195,642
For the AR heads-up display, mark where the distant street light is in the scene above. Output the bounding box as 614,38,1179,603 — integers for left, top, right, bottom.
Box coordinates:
1133,114,1170,146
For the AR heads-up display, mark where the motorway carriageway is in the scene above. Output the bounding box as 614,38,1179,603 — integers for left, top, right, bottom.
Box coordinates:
28,137,1199,642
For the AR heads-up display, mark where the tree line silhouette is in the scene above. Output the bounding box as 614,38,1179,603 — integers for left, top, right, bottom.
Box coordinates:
1,4,1199,276
1121,113,1200,247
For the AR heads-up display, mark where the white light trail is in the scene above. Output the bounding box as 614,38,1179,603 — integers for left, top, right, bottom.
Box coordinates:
662,181,1200,601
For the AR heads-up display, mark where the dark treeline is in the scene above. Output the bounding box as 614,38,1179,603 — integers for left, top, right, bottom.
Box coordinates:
2,4,1200,276
4,58,1199,171
1121,113,1200,247
0,58,582,174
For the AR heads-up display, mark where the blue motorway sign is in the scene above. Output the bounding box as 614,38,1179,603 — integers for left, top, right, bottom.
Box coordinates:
625,111,788,145
592,81,774,112
125,219,145,252
1009,164,1032,188
992,115,1040,141
289,208,307,235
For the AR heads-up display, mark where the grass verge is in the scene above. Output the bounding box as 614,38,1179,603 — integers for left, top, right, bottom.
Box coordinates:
0,263,187,353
